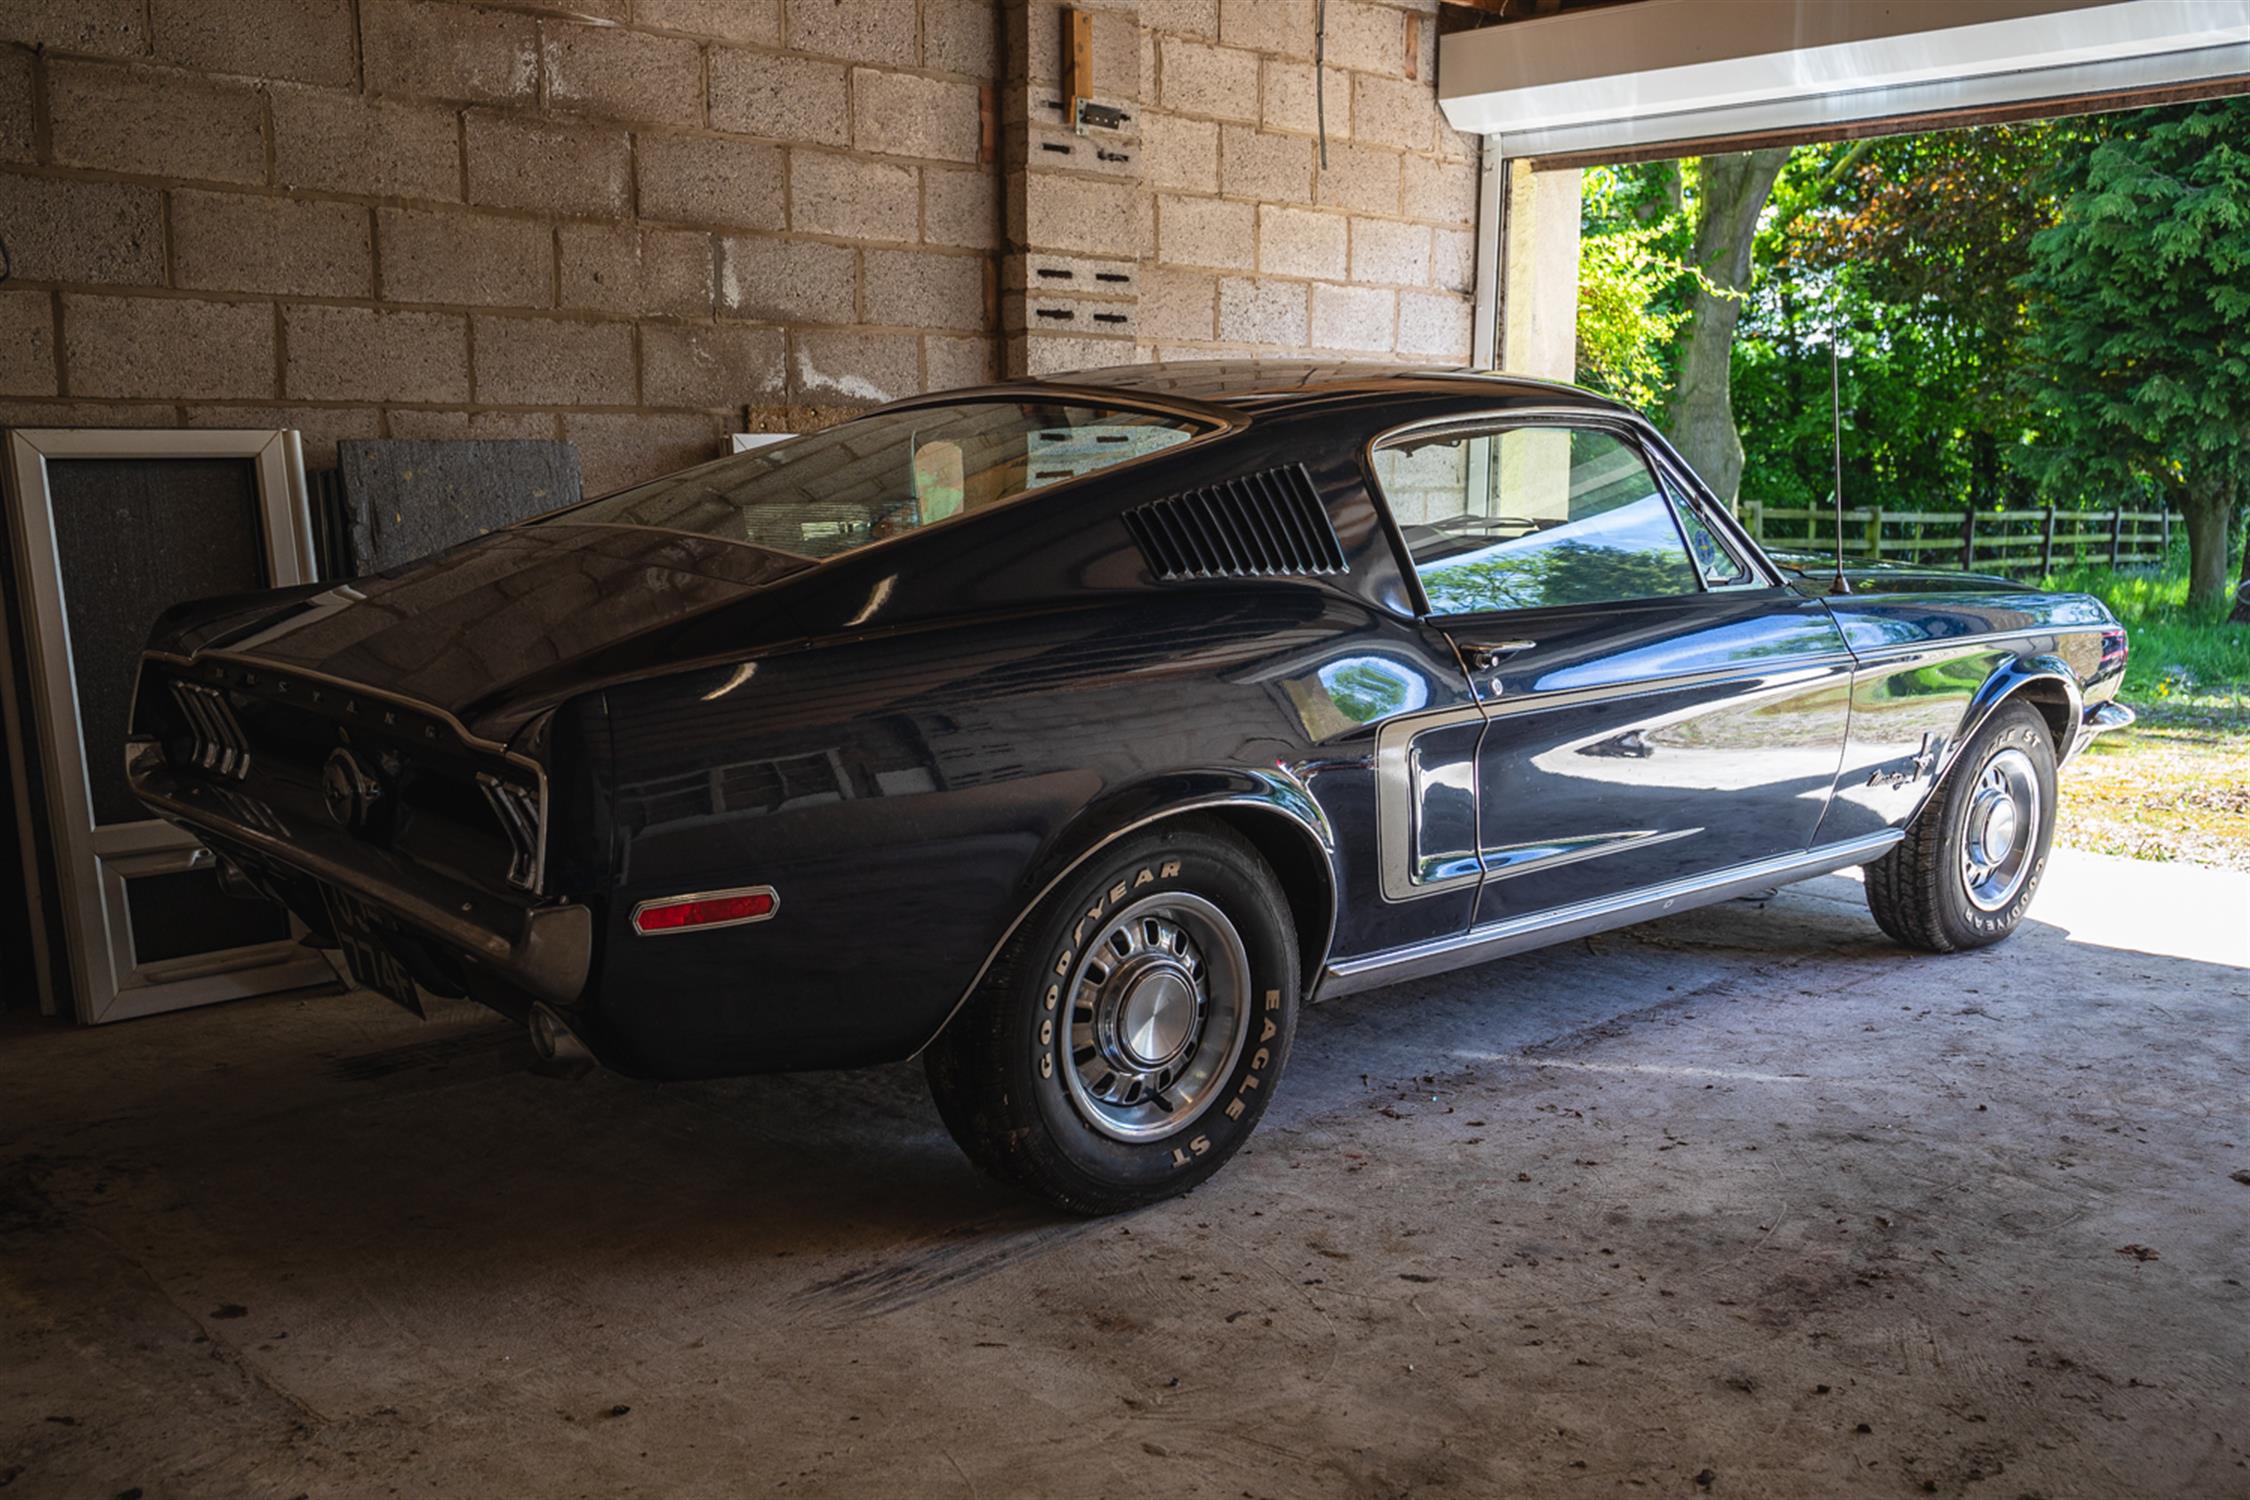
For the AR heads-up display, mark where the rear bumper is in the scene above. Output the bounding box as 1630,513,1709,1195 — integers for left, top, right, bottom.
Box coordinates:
2067,699,2135,762
129,757,592,1008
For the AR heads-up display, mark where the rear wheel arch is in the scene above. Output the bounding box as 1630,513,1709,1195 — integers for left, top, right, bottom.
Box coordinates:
915,785,1338,1055
1169,804,1335,992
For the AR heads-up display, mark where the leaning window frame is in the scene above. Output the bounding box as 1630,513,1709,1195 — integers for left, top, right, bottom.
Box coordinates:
1363,407,1714,621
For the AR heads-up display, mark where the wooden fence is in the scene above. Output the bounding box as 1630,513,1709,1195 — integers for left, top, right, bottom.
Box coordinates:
1739,502,2171,577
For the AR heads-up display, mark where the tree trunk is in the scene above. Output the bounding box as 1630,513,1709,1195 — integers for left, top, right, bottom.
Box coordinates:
2231,492,2250,625
1665,147,1792,508
2178,485,2234,611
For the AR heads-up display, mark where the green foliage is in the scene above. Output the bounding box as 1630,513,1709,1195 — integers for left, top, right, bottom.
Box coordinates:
2012,101,2250,513
1576,218,1693,409
2041,560,2250,703
1731,128,2072,512
1575,165,1697,407
1577,99,2250,561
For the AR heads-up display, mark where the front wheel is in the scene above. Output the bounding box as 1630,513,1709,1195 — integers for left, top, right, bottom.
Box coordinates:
1864,700,2058,952
924,821,1299,1215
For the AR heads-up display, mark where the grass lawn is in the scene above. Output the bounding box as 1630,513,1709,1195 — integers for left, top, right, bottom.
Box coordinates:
2042,563,2250,871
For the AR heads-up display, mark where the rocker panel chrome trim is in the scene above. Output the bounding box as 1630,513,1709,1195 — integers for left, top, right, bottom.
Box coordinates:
1480,824,1700,881
1321,829,1904,998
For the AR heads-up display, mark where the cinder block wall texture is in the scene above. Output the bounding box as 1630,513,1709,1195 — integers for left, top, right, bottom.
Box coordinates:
0,0,1476,493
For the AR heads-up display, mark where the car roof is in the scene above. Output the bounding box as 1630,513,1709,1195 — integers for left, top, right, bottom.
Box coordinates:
1038,359,1623,417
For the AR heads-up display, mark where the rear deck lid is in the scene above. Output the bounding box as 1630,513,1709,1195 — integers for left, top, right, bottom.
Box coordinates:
193,523,809,731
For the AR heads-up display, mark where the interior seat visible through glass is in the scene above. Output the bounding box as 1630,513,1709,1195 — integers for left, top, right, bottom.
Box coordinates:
1371,423,1703,615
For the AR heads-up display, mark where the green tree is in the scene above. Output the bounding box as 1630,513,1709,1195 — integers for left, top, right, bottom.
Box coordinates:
2013,99,2250,609
1665,148,1792,506
1740,126,2064,514
1576,216,1692,410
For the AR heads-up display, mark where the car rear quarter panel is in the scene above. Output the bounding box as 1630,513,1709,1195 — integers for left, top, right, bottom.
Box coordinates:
579,585,1444,1076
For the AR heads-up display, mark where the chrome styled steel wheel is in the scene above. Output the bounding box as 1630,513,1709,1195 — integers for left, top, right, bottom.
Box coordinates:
925,822,1299,1214
1959,746,2040,911
1060,892,1252,1143
1865,701,2059,953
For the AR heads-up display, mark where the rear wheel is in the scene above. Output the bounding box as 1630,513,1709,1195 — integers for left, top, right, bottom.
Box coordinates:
1864,700,2058,952
925,821,1299,1215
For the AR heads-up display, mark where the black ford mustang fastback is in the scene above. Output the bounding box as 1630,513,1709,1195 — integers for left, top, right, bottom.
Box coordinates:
129,363,2132,1212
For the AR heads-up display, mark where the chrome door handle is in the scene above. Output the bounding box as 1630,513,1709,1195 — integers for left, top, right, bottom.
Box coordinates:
1460,640,1535,672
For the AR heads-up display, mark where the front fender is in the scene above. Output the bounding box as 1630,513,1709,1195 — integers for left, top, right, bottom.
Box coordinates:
1819,631,2096,847
1942,653,2082,783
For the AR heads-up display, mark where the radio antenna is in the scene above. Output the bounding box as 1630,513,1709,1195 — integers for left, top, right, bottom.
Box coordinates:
1829,333,1850,595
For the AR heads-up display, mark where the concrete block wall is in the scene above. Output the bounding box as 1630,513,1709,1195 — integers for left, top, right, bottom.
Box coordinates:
1134,0,1478,363
1,1,1479,492
0,0,1006,491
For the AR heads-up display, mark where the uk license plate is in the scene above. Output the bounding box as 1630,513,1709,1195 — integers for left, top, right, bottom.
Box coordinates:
319,886,426,1018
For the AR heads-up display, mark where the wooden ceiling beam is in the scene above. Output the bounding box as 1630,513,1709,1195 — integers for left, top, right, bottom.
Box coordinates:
1440,0,1564,16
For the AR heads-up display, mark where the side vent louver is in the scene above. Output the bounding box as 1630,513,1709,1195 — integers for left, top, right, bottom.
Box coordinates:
1124,463,1347,581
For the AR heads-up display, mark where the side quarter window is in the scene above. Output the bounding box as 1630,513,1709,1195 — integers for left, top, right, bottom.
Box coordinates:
1656,467,1755,588
1370,422,1702,616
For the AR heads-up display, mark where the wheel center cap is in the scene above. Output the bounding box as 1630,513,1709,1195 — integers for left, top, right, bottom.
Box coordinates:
1980,797,2018,863
1114,963,1197,1070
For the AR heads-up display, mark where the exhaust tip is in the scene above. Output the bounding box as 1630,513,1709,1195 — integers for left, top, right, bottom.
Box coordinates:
528,1004,597,1078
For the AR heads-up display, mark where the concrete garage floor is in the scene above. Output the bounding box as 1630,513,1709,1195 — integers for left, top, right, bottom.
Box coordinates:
3,848,2246,1499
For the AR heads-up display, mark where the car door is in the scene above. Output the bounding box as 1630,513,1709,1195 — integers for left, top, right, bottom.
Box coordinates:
1367,413,1855,929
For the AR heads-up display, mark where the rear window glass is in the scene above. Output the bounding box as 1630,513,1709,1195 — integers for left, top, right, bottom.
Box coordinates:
549,399,1208,561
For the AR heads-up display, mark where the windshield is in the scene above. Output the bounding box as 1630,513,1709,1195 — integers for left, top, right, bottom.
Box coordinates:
550,399,1210,561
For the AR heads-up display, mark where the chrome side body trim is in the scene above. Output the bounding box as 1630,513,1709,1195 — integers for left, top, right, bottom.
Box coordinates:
1480,825,1699,881
1843,624,2089,671
911,791,1339,1058
1374,703,1486,901
1481,653,1857,718
1321,830,1904,998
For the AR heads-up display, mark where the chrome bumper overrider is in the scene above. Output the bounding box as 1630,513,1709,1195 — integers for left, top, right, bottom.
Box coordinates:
2067,700,2136,762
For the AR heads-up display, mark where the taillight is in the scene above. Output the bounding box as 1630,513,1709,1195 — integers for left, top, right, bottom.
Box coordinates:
630,886,778,936
2098,626,2128,677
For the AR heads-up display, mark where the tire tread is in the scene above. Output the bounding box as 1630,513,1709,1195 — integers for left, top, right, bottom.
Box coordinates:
1863,701,2053,953
925,818,1295,1215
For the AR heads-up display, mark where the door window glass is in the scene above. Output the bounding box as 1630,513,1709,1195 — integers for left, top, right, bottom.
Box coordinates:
1371,424,1700,615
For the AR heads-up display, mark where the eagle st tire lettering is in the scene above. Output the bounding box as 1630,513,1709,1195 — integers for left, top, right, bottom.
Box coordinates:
927,821,1300,1214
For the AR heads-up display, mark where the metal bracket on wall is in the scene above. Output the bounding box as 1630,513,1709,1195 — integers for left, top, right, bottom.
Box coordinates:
1063,8,1128,134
